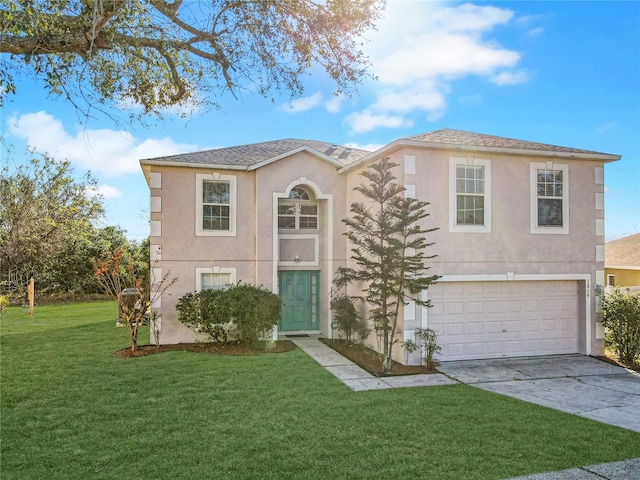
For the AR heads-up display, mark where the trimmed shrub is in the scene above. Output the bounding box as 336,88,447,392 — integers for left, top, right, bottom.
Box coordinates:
176,288,232,342
601,288,640,366
176,282,281,346
223,283,281,346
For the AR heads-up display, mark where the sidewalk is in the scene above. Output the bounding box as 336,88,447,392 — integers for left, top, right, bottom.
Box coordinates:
288,335,640,480
505,458,640,480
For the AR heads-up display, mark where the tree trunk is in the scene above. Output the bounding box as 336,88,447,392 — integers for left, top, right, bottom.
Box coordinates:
129,324,139,352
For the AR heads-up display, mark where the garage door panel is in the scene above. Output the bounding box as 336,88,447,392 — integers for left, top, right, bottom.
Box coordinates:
486,321,504,333
523,320,540,332
466,322,484,335
429,281,579,361
466,343,485,356
486,301,503,313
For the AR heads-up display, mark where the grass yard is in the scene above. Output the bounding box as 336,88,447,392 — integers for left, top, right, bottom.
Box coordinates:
1,302,639,480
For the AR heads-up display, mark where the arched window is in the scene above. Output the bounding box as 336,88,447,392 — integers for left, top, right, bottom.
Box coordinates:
288,186,311,200
279,186,318,230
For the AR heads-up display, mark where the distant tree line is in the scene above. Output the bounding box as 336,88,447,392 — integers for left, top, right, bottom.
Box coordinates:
0,152,148,302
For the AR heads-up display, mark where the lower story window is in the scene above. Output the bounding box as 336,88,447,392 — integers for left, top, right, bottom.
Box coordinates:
201,272,231,290
196,267,236,291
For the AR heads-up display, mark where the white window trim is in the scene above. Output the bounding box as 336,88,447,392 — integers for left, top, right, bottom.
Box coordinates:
449,157,491,233
195,266,237,291
195,173,237,237
530,162,569,234
272,178,333,338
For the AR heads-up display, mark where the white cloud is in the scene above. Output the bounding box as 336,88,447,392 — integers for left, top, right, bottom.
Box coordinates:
345,111,413,134
597,122,617,134
344,142,384,152
528,27,545,37
346,2,529,133
281,92,323,113
88,184,122,199
325,94,345,113
7,111,198,177
490,70,529,86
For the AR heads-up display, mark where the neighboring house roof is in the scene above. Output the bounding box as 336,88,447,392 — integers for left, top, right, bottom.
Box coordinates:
340,128,621,173
140,138,370,170
605,233,640,269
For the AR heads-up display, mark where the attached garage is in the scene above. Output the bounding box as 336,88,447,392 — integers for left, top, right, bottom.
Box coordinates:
428,280,582,361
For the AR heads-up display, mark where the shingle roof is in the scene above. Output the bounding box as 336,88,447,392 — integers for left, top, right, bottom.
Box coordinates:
141,138,370,167
605,233,640,267
403,128,617,157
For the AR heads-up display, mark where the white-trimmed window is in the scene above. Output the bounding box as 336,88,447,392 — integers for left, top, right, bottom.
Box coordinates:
530,163,569,234
449,157,491,233
196,267,237,291
278,186,318,230
196,174,236,236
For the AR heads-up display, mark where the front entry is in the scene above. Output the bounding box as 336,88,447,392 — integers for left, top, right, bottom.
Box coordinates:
278,270,319,331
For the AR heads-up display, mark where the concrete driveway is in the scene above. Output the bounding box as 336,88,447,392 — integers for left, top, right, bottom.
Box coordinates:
438,355,640,433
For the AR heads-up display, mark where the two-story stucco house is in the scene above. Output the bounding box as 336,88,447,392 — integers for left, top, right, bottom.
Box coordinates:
140,128,620,364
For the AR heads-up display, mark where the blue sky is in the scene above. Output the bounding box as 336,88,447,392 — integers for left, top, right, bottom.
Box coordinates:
2,0,639,241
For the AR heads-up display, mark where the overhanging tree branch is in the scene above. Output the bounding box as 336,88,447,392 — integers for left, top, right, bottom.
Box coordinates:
0,0,383,118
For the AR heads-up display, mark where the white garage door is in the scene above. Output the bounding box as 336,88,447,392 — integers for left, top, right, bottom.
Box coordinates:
428,281,579,361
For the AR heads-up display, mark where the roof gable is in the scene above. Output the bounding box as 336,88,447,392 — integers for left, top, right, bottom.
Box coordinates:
140,138,370,170
403,128,616,156
340,128,621,173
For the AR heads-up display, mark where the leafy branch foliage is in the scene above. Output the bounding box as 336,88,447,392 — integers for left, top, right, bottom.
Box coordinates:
0,153,105,297
94,244,176,351
1,0,383,119
335,158,439,372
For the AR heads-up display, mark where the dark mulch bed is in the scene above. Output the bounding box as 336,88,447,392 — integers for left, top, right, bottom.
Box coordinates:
595,354,640,373
320,338,438,377
115,340,297,358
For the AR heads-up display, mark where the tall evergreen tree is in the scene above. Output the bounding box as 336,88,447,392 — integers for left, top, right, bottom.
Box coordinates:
336,158,439,372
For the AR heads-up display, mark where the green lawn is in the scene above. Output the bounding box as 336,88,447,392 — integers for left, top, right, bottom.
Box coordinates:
1,303,639,480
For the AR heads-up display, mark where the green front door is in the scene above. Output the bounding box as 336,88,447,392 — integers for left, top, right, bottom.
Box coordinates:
279,271,319,331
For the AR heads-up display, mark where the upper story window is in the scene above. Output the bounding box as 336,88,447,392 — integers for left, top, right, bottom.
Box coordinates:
530,163,569,234
278,186,318,230
203,181,230,230
196,173,236,236
449,157,491,233
456,165,485,225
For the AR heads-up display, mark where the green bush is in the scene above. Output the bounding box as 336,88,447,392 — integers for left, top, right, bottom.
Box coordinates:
601,288,640,366
330,294,360,344
176,282,281,346
223,283,281,346
175,289,231,342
